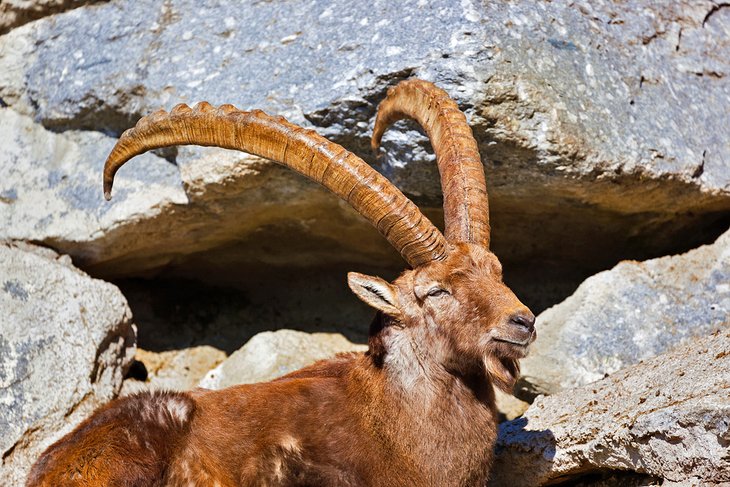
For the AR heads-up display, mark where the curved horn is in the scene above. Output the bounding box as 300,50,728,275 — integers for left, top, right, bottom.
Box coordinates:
371,79,490,247
103,102,447,268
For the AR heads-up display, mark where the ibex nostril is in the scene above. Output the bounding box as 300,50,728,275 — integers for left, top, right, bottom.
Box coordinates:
510,312,536,331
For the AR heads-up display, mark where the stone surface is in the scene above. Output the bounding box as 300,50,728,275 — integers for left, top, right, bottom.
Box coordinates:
0,242,136,486
494,389,530,422
517,228,730,399
120,346,226,395
0,0,728,313
491,330,730,486
199,329,367,389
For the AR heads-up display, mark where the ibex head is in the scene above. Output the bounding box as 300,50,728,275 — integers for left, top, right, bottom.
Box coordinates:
103,79,534,393
349,242,534,392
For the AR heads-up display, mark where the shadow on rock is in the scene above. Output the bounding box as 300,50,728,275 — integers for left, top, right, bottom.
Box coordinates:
489,416,556,487
115,266,378,354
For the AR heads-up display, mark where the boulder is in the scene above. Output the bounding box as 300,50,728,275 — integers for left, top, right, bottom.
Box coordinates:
518,228,730,398
0,0,728,310
199,329,367,389
0,107,400,278
492,329,730,486
0,242,136,486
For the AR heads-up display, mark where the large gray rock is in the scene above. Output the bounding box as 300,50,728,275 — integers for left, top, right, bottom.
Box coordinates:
0,242,136,486
0,107,188,266
199,329,367,389
0,0,728,300
518,228,730,399
491,329,730,486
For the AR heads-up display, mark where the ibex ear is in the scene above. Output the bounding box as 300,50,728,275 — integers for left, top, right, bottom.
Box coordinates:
347,272,401,318
484,356,520,393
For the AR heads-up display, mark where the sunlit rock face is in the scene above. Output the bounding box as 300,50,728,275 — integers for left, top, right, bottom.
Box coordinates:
492,329,730,486
517,228,730,399
0,242,135,486
0,0,728,313
0,3,728,485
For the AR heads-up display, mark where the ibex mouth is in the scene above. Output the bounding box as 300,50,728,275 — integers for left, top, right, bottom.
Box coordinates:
493,337,530,347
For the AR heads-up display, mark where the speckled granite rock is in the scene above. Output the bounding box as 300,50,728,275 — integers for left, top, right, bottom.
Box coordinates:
199,329,367,389
491,330,730,486
0,0,727,288
517,228,730,399
0,242,135,486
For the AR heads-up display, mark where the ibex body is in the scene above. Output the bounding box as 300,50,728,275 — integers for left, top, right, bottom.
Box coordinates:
28,80,535,487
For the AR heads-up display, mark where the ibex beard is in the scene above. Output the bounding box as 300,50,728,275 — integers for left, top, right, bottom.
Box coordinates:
27,79,535,487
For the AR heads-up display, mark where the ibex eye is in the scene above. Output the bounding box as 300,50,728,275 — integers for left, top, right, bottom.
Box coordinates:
427,287,449,297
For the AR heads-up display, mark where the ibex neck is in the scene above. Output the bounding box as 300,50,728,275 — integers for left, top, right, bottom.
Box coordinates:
381,325,493,407
356,323,497,484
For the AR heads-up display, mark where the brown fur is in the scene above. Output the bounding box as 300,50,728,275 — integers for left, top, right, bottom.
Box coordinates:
28,243,534,487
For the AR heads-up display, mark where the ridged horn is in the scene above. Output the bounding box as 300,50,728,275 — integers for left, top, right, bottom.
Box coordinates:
103,102,447,268
371,79,490,247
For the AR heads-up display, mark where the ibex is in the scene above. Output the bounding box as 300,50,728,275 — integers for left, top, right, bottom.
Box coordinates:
28,79,535,486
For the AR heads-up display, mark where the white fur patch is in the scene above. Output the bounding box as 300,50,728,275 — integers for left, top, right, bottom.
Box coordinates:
279,435,301,453
137,393,192,427
165,396,193,423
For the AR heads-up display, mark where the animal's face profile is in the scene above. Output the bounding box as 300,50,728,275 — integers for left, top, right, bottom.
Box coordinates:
348,242,535,391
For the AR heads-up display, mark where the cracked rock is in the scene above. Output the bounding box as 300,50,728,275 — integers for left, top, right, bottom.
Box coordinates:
517,227,730,399
0,0,727,310
492,329,730,486
0,242,136,486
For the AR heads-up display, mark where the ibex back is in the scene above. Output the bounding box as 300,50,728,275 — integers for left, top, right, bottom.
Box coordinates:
28,79,535,487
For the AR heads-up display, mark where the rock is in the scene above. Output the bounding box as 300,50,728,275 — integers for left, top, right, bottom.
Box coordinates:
120,346,227,395
0,0,97,35
494,389,530,422
0,0,728,312
0,242,135,486
517,228,730,399
199,329,367,389
491,330,730,486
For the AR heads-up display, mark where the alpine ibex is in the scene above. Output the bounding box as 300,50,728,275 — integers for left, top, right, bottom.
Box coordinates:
28,79,535,486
